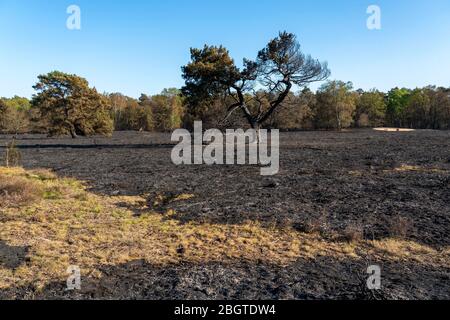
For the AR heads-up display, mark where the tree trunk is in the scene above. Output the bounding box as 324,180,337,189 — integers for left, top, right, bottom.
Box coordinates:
336,111,342,131
5,147,9,167
253,123,262,166
255,124,261,144
70,129,78,139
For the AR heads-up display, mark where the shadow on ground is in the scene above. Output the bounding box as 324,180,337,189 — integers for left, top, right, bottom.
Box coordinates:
0,240,29,270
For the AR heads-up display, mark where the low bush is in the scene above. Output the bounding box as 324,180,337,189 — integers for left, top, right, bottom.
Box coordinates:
0,175,42,208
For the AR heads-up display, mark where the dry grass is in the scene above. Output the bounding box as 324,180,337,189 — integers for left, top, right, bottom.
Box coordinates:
293,210,331,237
341,224,364,243
0,167,448,296
385,164,448,174
373,128,416,132
0,175,42,208
348,164,448,176
389,216,414,239
27,169,57,181
150,192,195,208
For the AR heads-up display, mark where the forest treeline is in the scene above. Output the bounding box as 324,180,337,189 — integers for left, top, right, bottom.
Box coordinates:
1,73,449,136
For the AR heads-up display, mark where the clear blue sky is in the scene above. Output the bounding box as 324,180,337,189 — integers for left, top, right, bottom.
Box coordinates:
1,0,449,99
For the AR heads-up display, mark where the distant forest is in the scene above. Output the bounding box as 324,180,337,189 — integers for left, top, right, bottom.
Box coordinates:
2,79,449,137
1,75,449,137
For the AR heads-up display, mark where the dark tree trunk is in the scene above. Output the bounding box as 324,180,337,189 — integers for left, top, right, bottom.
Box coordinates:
70,128,78,139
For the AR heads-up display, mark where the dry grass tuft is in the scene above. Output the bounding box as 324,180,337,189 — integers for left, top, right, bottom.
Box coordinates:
149,192,195,209
27,169,57,181
389,216,413,239
293,211,331,238
0,175,42,208
341,224,364,243
383,164,447,174
373,128,415,132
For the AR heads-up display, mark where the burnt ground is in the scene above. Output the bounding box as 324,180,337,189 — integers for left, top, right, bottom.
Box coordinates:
0,129,449,299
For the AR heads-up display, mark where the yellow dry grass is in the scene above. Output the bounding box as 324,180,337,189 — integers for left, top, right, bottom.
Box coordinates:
348,164,448,176
383,164,448,174
0,167,448,293
373,128,416,132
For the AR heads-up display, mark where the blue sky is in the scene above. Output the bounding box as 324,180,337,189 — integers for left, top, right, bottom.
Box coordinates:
1,0,449,98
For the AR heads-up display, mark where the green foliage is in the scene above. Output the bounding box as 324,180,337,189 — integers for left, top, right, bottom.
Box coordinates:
161,88,182,98
182,31,330,130
109,89,184,132
111,93,154,131
355,90,386,127
0,99,30,134
425,87,450,129
182,45,241,112
386,88,411,127
403,89,430,129
31,71,113,138
151,91,184,132
135,95,155,131
1,65,448,134
383,87,450,129
1,96,31,111
314,81,356,130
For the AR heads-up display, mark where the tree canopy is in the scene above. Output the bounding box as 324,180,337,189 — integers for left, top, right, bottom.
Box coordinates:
355,90,386,127
314,81,356,130
0,98,30,134
31,71,113,138
182,31,330,130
